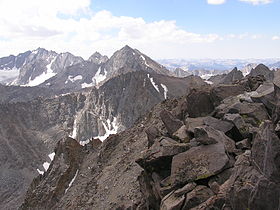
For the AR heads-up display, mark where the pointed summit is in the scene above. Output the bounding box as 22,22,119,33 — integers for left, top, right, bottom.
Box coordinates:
116,45,138,56
249,63,274,81
104,45,170,79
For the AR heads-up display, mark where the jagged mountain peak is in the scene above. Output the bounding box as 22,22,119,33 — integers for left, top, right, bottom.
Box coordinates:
31,47,56,56
88,51,109,64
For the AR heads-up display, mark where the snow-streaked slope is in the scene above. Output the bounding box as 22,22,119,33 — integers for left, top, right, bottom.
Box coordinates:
25,57,57,86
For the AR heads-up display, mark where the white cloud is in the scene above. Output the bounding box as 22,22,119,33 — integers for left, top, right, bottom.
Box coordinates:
207,0,226,4
251,34,262,39
0,0,277,59
227,33,249,39
0,0,221,58
272,36,280,40
239,0,273,5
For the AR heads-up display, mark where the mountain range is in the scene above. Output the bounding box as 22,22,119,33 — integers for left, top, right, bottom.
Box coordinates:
0,46,280,209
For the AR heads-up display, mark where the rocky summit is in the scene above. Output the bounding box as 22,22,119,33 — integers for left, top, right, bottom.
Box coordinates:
0,46,279,210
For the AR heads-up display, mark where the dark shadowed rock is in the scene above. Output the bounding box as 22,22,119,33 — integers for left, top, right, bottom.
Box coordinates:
223,113,250,138
145,126,162,147
160,109,183,135
186,89,215,117
210,84,245,106
136,137,190,175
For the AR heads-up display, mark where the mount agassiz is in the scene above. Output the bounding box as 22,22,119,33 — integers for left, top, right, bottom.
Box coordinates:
0,45,279,210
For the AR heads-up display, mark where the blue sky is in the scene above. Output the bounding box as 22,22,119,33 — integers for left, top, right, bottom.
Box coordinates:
0,0,279,59
90,0,279,35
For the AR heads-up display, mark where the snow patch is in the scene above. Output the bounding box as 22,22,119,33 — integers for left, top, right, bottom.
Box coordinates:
68,75,83,83
48,152,55,161
140,55,150,67
147,74,160,92
81,82,93,88
43,162,50,171
79,139,91,146
65,170,79,193
37,169,44,175
205,80,213,85
25,57,57,86
93,67,107,85
70,118,78,139
200,74,214,80
93,117,119,142
161,84,168,99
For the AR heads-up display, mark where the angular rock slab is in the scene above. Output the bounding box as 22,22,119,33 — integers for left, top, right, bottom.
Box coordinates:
171,143,229,186
251,120,280,182
160,109,183,135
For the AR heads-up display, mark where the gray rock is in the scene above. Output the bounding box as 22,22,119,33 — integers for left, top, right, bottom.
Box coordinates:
136,137,190,174
160,190,185,210
248,64,274,81
172,125,190,143
203,116,234,134
145,126,162,147
171,142,229,186
173,182,196,197
185,89,215,117
182,185,214,210
251,121,280,182
194,127,218,145
160,109,183,135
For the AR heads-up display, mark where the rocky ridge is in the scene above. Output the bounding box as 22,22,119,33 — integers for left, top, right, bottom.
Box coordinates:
19,71,280,209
